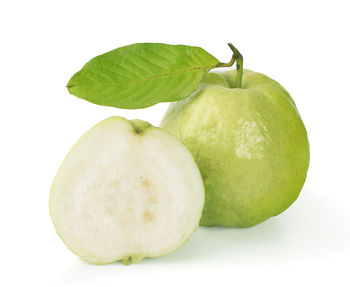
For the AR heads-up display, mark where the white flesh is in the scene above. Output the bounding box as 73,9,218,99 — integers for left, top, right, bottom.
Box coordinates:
50,117,204,264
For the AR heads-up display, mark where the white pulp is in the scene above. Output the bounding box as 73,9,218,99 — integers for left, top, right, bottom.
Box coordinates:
50,117,204,264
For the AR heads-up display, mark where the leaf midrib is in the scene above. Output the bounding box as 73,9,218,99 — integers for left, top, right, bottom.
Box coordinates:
67,64,217,88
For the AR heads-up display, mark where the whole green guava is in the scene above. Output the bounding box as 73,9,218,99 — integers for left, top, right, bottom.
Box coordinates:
161,69,309,227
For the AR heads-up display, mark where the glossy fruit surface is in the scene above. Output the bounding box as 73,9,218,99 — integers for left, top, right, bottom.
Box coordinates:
161,69,309,227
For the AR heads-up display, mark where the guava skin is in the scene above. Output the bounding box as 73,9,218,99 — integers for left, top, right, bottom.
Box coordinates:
161,69,310,227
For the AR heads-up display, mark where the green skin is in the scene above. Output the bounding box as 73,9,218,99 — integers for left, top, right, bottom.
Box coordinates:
161,69,310,227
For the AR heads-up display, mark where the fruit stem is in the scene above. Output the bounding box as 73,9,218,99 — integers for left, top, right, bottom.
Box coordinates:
215,43,244,88
227,43,243,88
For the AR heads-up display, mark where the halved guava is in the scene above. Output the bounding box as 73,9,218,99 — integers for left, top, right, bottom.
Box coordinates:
50,116,204,264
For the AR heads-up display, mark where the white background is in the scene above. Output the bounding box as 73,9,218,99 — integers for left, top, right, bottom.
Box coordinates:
1,0,349,286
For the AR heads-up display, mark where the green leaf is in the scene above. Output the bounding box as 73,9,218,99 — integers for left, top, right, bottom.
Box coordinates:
67,43,220,109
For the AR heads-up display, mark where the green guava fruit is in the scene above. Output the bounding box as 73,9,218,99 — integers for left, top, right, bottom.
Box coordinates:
161,69,309,227
49,116,204,264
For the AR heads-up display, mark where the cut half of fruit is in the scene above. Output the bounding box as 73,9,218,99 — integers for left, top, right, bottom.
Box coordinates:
50,116,204,264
